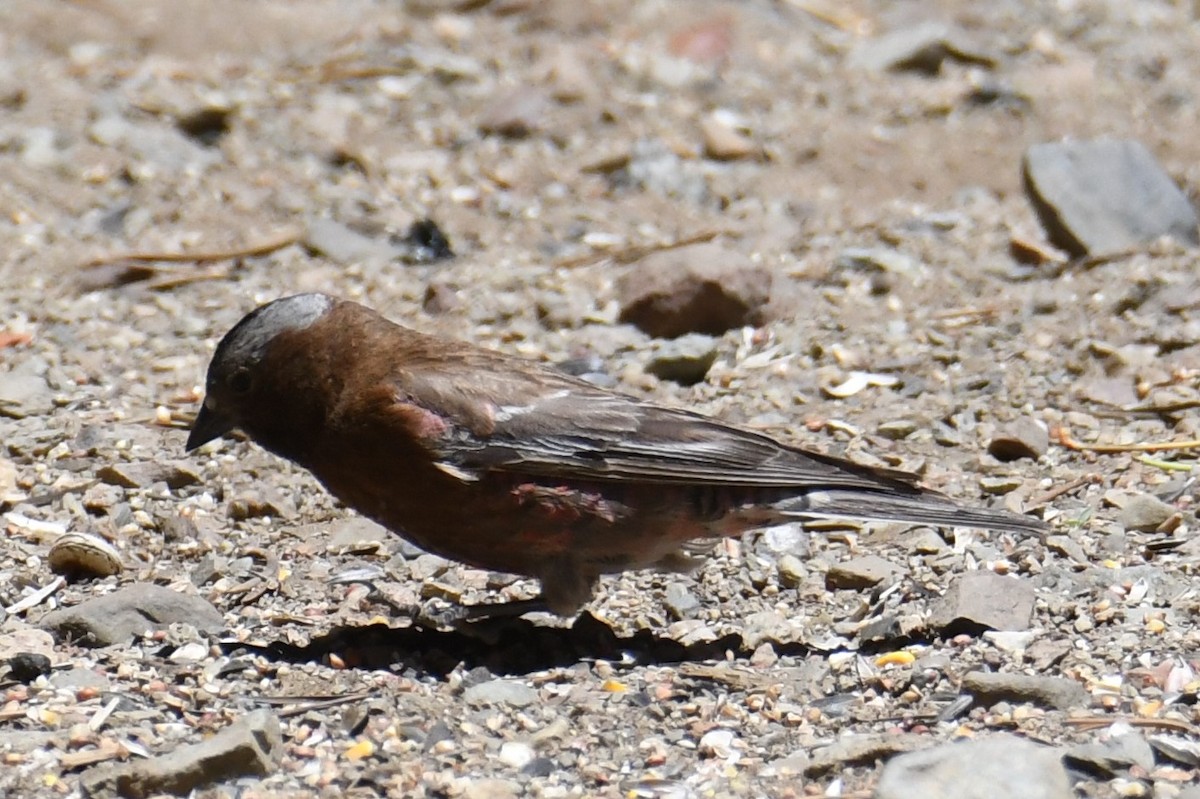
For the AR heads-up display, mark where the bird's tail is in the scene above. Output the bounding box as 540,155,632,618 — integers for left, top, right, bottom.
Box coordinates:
775,489,1048,537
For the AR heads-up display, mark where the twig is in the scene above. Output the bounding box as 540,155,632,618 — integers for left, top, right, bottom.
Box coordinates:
1064,716,1197,735
145,269,232,291
555,230,737,268
785,0,874,34
1094,399,1200,418
1054,427,1200,454
1028,474,1098,505
242,691,374,719
85,229,302,268
929,307,999,321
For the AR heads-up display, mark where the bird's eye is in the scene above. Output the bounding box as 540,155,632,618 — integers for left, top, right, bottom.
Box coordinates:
228,368,253,394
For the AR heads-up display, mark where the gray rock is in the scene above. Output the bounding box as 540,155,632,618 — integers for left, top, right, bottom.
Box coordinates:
806,733,923,776
87,115,218,173
479,85,549,138
304,218,401,265
849,22,996,75
825,555,902,590
645,333,718,385
227,489,297,521
979,475,1023,495
930,572,1034,633
857,613,901,644
834,247,921,276
48,667,111,693
987,418,1049,461
875,735,1071,799
908,528,948,554
497,740,535,769
742,610,803,648
1119,493,1177,532
19,127,62,168
1065,731,1155,776
80,709,281,798
618,242,772,338
40,584,225,646
961,671,1088,711
0,373,53,418
1148,735,1200,768
0,627,55,661
1023,139,1199,257
981,630,1037,655
409,553,452,580
777,555,806,588
876,419,919,440
463,679,539,708
323,517,389,551
461,779,520,799
619,138,709,205
1026,638,1073,670
760,524,808,555
664,582,700,619
1045,535,1087,564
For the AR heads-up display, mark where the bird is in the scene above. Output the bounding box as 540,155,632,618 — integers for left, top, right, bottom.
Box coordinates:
187,293,1048,621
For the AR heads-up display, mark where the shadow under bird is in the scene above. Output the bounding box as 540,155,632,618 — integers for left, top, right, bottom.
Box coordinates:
187,293,1048,620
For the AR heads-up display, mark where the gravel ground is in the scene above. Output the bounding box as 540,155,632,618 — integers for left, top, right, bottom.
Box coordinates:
3,1,1200,797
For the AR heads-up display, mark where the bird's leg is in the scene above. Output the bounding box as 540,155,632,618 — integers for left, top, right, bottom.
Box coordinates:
356,557,597,627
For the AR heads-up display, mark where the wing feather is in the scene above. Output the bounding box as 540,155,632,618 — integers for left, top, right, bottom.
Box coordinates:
391,352,923,494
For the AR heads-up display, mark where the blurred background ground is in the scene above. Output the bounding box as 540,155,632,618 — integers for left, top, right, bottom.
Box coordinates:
3,1,1200,797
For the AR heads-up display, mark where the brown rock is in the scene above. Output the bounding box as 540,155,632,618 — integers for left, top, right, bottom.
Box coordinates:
617,243,771,338
987,417,1049,461
96,461,201,490
825,555,903,590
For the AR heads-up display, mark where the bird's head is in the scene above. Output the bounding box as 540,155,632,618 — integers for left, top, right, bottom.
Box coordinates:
187,293,335,455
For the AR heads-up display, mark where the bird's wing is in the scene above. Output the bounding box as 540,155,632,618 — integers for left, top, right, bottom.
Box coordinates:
390,356,924,494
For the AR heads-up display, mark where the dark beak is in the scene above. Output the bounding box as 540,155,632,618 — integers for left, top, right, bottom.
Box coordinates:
186,401,236,451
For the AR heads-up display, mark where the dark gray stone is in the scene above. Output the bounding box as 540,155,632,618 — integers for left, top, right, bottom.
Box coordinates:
1023,139,1198,257
40,584,224,646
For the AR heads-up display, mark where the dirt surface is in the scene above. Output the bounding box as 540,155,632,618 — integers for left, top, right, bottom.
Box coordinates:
3,1,1200,797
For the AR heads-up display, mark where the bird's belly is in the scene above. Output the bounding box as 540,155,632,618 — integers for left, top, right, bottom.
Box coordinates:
312,459,736,577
